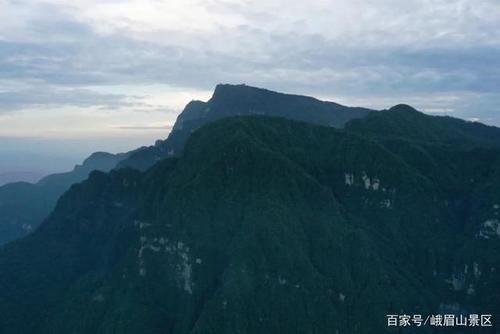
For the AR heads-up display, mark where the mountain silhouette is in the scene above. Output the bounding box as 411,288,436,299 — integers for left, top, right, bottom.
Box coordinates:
0,84,371,245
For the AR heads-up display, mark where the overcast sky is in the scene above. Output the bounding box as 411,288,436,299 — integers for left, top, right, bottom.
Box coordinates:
1,0,500,172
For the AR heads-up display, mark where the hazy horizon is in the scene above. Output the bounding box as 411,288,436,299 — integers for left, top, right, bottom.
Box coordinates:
2,82,500,182
2,0,500,181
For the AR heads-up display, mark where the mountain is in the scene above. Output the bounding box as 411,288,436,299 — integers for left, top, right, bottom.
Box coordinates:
1,114,500,333
117,84,372,170
0,171,45,186
0,152,128,245
37,152,129,188
347,104,500,149
0,84,372,246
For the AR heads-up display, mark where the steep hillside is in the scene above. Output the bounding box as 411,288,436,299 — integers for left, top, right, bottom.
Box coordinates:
0,152,128,245
1,116,499,333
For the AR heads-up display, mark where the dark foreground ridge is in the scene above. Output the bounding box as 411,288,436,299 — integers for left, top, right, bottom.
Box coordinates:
1,115,500,333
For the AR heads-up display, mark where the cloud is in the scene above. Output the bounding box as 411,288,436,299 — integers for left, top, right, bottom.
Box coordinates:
0,85,142,112
1,24,499,98
0,0,499,126
113,124,173,130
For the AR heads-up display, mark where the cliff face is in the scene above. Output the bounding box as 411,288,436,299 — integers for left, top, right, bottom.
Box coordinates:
1,114,500,333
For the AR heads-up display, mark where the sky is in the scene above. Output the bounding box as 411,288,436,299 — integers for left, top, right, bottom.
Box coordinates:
1,0,500,176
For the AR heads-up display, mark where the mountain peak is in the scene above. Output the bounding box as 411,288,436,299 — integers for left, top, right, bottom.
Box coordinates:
211,83,289,103
388,104,419,113
213,83,249,94
117,84,373,170
83,151,119,163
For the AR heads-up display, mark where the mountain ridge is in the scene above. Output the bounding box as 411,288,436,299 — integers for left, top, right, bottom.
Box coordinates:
116,83,373,170
2,83,500,251
1,115,500,333
0,83,375,246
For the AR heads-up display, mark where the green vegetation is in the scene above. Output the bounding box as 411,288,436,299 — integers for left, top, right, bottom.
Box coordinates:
1,111,500,333
0,152,128,245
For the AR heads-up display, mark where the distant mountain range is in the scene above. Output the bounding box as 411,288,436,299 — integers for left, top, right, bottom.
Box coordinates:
1,107,500,332
0,152,129,245
0,171,45,186
0,84,373,245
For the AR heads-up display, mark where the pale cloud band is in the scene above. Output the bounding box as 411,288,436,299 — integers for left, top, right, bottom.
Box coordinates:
1,0,499,129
